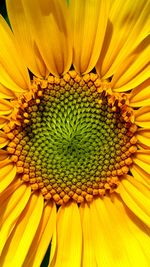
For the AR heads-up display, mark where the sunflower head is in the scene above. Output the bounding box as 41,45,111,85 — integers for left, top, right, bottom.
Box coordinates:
0,0,150,266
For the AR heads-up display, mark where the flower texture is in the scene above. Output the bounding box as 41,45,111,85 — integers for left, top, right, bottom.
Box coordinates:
0,0,150,266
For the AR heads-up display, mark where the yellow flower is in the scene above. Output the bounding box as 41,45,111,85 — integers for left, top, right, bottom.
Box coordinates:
0,0,150,266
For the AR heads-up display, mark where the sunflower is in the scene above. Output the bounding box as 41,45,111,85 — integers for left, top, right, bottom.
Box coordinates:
0,0,150,266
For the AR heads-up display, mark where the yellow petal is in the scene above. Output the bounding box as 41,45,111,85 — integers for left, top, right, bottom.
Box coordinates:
0,161,17,193
0,179,21,203
80,203,97,267
23,202,56,267
111,35,150,91
130,163,150,188
133,150,150,174
136,128,150,148
50,202,82,267
90,196,149,266
135,106,150,128
22,0,72,76
0,99,13,116
0,16,30,92
90,198,129,266
0,84,16,99
129,79,150,107
0,131,9,149
6,0,47,78
71,0,109,74
126,175,150,197
0,150,9,162
0,193,44,267
0,184,31,255
97,0,150,79
118,176,150,227
112,195,150,262
0,184,30,226
0,116,9,129
113,64,150,93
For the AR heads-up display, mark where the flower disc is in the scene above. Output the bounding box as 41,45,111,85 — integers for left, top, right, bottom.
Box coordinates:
6,71,137,204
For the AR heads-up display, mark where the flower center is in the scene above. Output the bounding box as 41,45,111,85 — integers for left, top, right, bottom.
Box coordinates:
6,71,137,204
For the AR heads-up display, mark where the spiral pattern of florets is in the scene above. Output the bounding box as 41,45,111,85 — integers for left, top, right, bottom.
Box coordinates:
6,71,137,204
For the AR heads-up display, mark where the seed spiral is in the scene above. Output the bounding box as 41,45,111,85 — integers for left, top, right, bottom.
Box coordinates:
6,71,137,204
